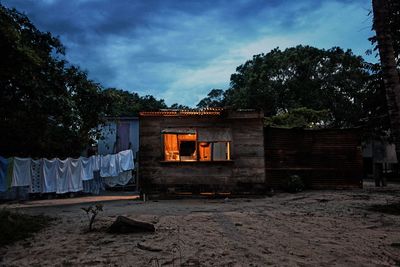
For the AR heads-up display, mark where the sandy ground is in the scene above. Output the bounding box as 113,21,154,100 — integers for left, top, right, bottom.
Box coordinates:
1,182,400,267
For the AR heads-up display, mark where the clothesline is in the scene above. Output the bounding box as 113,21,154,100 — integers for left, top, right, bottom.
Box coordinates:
0,149,135,195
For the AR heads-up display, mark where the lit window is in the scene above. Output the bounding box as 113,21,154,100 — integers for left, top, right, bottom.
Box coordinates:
198,142,231,161
162,128,231,162
163,129,197,161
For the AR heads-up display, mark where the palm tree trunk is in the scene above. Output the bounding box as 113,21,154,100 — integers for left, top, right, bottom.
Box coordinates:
372,0,400,161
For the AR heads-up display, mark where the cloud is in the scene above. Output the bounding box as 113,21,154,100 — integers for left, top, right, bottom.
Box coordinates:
2,0,374,107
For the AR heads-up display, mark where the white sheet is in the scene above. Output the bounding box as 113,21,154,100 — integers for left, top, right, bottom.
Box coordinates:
117,150,134,172
11,157,32,187
69,158,83,192
91,155,100,171
56,158,70,194
100,154,119,177
80,157,94,181
103,170,132,187
42,158,58,193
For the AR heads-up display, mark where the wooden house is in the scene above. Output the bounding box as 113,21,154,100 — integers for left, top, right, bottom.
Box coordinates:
139,108,266,194
139,108,363,195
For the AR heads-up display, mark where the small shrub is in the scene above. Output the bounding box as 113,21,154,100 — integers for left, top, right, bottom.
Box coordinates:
0,209,53,246
285,175,305,193
81,203,103,231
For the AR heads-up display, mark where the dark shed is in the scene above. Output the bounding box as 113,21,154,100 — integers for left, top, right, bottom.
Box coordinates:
139,108,266,194
264,127,363,189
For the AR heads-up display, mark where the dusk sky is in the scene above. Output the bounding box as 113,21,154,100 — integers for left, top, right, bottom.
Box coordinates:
2,0,374,107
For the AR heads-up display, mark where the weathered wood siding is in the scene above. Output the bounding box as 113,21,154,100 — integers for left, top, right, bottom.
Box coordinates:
139,111,266,193
264,127,363,189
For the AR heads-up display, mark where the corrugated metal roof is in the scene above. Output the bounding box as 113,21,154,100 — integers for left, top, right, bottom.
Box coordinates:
140,108,223,117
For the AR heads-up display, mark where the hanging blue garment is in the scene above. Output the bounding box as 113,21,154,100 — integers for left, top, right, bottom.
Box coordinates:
0,156,8,192
83,171,104,195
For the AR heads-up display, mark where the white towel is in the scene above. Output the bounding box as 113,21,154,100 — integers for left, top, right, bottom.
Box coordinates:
80,157,94,181
69,158,83,192
57,158,70,194
117,150,134,172
11,157,32,187
42,158,58,193
100,154,119,177
91,155,100,171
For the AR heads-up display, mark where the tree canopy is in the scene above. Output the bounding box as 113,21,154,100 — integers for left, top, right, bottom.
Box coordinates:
264,108,330,129
102,88,167,117
196,89,225,109
0,5,106,157
0,5,166,158
198,45,385,129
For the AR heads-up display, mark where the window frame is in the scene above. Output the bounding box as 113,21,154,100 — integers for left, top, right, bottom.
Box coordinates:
161,128,232,162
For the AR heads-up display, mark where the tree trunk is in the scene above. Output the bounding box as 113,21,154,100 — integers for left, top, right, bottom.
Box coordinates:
372,0,400,162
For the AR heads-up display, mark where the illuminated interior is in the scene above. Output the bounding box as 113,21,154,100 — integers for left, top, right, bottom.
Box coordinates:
164,133,197,161
198,142,211,161
163,131,231,161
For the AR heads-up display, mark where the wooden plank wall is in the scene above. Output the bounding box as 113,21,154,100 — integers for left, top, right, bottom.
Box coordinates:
264,127,363,189
139,113,266,193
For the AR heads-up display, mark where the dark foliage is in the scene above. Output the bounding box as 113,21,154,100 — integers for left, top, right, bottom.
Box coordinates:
0,5,107,158
200,45,387,131
102,88,167,117
0,5,168,157
197,89,225,109
285,175,305,193
264,107,330,128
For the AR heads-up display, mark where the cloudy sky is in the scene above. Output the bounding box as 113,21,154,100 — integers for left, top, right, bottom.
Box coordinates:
2,0,374,107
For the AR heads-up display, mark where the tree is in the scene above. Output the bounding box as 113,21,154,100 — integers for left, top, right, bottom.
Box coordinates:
203,45,378,128
170,103,190,109
372,0,400,158
102,88,143,116
265,108,330,128
0,5,107,158
197,89,226,108
369,0,400,67
103,88,167,117
139,95,168,111
0,4,179,157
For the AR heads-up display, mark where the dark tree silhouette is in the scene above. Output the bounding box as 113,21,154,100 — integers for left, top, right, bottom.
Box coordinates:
372,0,400,158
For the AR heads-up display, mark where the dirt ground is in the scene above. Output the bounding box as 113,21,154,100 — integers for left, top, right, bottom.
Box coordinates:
1,182,400,267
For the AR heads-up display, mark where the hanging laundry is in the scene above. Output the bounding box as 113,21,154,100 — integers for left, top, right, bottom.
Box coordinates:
117,150,134,173
80,157,94,181
56,158,70,194
83,171,104,195
30,159,43,193
11,157,32,187
69,158,83,192
91,155,100,171
42,158,58,193
6,157,14,190
103,170,133,187
100,154,119,177
56,158,84,194
0,156,8,192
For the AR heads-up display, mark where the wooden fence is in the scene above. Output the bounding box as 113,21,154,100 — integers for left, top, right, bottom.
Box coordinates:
264,127,363,189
